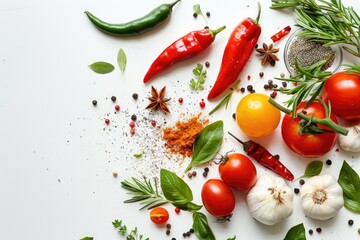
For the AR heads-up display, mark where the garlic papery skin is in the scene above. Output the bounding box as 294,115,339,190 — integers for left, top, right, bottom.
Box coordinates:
338,124,360,152
247,174,294,225
300,174,344,220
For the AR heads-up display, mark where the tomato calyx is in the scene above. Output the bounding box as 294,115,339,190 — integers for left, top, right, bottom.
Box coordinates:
216,213,233,223
214,150,235,165
299,118,333,135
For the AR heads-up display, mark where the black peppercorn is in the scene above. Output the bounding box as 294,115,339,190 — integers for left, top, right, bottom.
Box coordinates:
193,12,198,18
172,238,176,240
202,172,208,177
132,93,138,100
326,159,332,165
206,12,210,17
240,87,245,93
187,172,193,178
255,44,258,49
189,228,194,233
131,114,137,121
282,81,287,88
204,26,209,29
309,229,313,235
183,232,187,237
274,154,280,159
192,171,197,177
264,84,269,90
316,227,322,233
232,113,236,120
111,96,116,102
299,179,305,185
92,100,97,106
247,85,253,91
166,223,171,229
166,229,170,235
259,72,264,77
294,188,300,194
205,61,210,67
348,219,354,226
204,167,209,172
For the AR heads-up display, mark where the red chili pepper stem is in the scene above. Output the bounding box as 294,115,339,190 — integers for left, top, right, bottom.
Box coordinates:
227,132,252,152
253,2,261,25
208,25,226,38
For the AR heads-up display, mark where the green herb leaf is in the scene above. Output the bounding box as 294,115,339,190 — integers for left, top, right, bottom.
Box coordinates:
338,161,360,213
192,212,216,240
227,237,236,240
160,169,202,210
117,48,127,72
284,223,306,240
193,4,207,23
184,121,224,172
295,160,323,180
80,237,93,240
112,219,149,240
209,80,241,115
189,63,207,91
88,61,115,74
133,148,144,158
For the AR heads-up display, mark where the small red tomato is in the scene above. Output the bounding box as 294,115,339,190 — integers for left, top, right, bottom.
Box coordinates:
149,207,169,224
201,179,235,218
321,71,360,121
218,153,257,190
281,101,338,158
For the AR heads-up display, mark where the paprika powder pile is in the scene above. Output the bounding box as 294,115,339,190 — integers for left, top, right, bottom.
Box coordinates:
162,114,208,157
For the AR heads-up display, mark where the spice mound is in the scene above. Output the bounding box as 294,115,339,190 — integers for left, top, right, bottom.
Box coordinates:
287,36,335,74
162,115,208,158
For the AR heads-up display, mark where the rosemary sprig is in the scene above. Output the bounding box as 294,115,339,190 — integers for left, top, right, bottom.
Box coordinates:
274,54,333,117
209,80,241,115
270,0,360,58
121,177,170,210
269,98,348,135
343,63,360,75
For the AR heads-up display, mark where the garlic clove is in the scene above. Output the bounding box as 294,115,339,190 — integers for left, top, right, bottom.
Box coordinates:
300,174,344,220
338,124,360,152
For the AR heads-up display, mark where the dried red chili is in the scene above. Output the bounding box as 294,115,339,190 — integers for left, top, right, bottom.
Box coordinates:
271,25,291,43
143,26,226,83
207,4,261,99
228,132,294,181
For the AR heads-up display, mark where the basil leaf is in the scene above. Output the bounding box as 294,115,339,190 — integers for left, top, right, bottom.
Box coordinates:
117,48,127,72
284,223,306,240
160,169,202,210
302,160,323,178
80,237,93,240
184,121,224,172
338,161,360,213
89,61,114,74
192,212,215,240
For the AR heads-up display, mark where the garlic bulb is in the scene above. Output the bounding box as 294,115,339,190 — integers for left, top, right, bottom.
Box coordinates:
338,124,360,152
300,174,344,220
247,174,294,225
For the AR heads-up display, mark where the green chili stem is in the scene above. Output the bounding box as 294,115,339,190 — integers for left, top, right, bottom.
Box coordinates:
268,98,348,135
209,25,226,38
254,2,261,25
168,0,181,9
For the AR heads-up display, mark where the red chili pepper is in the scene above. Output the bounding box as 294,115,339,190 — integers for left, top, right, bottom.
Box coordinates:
228,132,294,181
143,26,226,83
207,4,261,99
271,25,291,43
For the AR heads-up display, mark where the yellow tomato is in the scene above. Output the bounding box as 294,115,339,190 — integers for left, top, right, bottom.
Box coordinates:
236,93,280,138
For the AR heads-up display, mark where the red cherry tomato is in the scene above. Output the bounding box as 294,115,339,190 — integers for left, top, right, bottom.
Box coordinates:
218,153,257,190
149,207,169,224
321,71,360,121
201,179,235,218
281,101,338,158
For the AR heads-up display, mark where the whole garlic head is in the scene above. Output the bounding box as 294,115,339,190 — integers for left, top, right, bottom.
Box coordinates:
338,124,360,152
247,174,294,225
300,174,344,220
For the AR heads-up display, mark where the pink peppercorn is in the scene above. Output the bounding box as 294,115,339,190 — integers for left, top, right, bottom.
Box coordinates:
115,105,120,111
129,122,135,128
175,207,180,214
178,97,183,104
199,99,205,108
130,129,135,135
151,120,156,127
105,119,110,124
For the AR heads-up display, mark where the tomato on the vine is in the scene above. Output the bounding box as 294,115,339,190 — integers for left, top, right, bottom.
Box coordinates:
149,207,169,224
281,101,338,158
201,179,235,218
236,93,280,138
218,153,257,190
321,71,360,121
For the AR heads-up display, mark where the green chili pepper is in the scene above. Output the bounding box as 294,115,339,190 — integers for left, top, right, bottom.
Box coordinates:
84,0,180,37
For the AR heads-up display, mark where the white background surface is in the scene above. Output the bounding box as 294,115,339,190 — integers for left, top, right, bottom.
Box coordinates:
1,0,360,239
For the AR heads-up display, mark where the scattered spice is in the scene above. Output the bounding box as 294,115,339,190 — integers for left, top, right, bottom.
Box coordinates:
115,105,120,111
166,229,170,235
203,172,208,177
204,167,209,172
112,171,118,177
105,119,110,124
247,85,253,91
162,114,208,158
151,120,156,127
178,97,183,103
130,129,135,135
175,207,180,214
247,75,251,80
232,113,236,120
270,91,277,98
294,188,300,194
287,36,335,74
326,159,332,165
309,229,313,235
205,61,210,67
131,114,137,121
316,227,322,233
187,172,193,178
282,81,287,88
192,171,197,177
193,12,197,18
111,96,117,102
256,43,279,66
206,11,210,17
348,219,354,226
280,73,285,78
259,72,264,77
92,100,97,106
166,223,171,229
129,122,135,128
240,87,245,93
299,179,305,185
132,93,138,100
199,99,205,108
145,86,171,114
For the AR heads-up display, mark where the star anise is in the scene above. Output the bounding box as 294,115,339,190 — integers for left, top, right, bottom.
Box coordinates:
256,43,279,66
145,86,171,114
